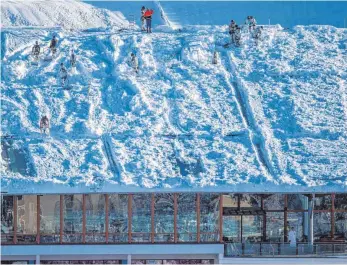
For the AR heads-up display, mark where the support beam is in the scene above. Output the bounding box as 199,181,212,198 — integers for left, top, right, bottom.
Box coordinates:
284,195,288,242
197,193,201,243
82,194,86,243
60,195,63,244
13,196,17,244
261,196,266,241
127,254,131,265
36,195,40,244
331,193,335,239
128,194,132,243
105,194,109,243
151,194,155,243
174,193,178,243
308,194,314,246
219,194,223,243
35,254,40,265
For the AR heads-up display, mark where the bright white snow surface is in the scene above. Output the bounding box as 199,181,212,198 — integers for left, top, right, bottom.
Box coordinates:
1,0,128,30
1,19,347,193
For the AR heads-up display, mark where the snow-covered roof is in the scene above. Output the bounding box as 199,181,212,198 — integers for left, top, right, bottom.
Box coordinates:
1,2,346,194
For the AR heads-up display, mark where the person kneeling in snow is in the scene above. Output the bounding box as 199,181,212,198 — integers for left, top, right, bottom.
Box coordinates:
130,53,139,73
40,115,50,134
234,26,242,46
144,8,154,33
32,41,41,61
59,63,68,86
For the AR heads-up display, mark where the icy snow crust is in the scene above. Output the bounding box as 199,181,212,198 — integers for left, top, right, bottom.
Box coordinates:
1,0,128,30
1,24,347,194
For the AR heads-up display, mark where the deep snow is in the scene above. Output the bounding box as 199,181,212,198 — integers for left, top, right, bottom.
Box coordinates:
1,1,346,194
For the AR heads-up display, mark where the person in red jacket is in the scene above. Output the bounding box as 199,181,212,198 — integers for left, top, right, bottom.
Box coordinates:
144,8,154,33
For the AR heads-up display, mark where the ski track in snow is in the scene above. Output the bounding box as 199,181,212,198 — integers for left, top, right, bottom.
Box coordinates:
1,24,347,191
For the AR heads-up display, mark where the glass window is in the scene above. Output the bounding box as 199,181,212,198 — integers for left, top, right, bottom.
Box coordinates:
335,213,347,240
314,195,332,210
223,194,238,208
85,194,105,243
63,195,83,243
223,216,241,242
314,212,331,241
288,212,305,242
266,212,283,242
17,195,37,243
287,194,308,210
239,194,261,209
200,193,219,242
154,193,174,242
109,194,128,243
40,195,60,243
334,194,347,211
264,194,284,210
243,215,263,243
132,194,151,242
1,196,14,243
177,193,197,242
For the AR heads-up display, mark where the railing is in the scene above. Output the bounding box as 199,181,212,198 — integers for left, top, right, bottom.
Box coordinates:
224,242,347,257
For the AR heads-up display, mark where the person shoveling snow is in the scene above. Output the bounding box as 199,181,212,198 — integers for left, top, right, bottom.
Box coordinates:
31,41,41,64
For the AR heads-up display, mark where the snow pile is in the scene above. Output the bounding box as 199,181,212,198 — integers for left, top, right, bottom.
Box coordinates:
1,22,346,193
1,0,128,29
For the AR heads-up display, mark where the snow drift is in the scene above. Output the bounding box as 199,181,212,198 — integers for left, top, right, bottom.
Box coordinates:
1,0,128,29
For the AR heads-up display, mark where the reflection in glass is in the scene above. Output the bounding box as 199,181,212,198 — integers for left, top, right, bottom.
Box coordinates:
266,212,283,242
200,194,219,242
313,212,331,241
132,194,151,242
63,195,83,243
85,194,105,242
335,213,347,240
17,195,37,243
314,195,332,210
1,196,14,243
223,194,238,208
243,215,262,242
287,194,308,210
287,212,305,242
263,194,284,210
223,216,240,242
154,194,174,242
40,195,60,243
177,193,196,242
335,194,347,210
239,194,261,208
109,194,128,243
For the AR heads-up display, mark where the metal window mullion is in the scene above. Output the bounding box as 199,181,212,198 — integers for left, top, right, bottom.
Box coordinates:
37,195,40,244
174,193,178,243
13,196,17,244
128,194,132,243
82,194,86,243
60,195,63,244
197,193,200,243
219,194,223,243
151,194,155,243
105,194,109,243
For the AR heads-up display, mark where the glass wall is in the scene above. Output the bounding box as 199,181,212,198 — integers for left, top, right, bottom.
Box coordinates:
63,195,83,243
223,216,241,242
108,194,128,243
314,212,331,241
132,194,151,242
177,193,197,242
200,194,219,242
335,213,347,240
85,194,105,243
287,212,305,242
40,195,60,243
17,195,37,243
154,193,174,242
266,212,283,242
1,196,14,243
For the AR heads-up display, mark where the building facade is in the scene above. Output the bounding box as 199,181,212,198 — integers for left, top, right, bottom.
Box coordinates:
1,193,346,263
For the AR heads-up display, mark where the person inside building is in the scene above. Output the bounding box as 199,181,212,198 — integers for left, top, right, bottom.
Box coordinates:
141,6,146,31
32,41,41,61
49,34,58,56
40,115,50,134
288,227,297,247
144,8,154,33
130,53,139,73
229,20,238,44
